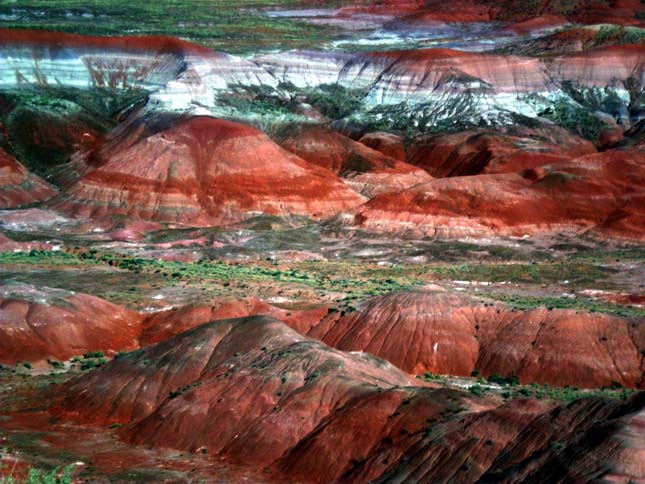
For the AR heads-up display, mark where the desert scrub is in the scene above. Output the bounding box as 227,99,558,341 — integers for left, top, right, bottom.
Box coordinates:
0,464,74,484
490,294,645,319
593,25,645,47
355,90,482,138
304,84,365,120
0,250,91,266
0,1,343,54
429,262,612,285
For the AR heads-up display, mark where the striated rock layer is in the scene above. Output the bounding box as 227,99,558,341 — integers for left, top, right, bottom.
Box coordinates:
352,149,645,239
0,148,56,207
275,125,431,197
2,29,642,122
0,29,276,113
308,291,645,389
50,115,365,226
257,44,643,115
54,315,645,483
0,284,141,364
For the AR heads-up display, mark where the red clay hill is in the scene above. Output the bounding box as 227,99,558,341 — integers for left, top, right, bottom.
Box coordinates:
275,124,431,197
0,148,56,208
308,291,645,389
11,285,634,390
352,149,645,240
0,284,141,364
54,315,645,483
51,115,365,226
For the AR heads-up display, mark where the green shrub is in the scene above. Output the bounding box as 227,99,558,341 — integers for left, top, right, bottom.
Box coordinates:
82,351,104,359
47,360,64,370
468,384,487,397
541,98,608,142
305,84,365,120
0,465,74,484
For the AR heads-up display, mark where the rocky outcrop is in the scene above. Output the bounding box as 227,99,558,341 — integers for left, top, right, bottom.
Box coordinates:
54,315,645,483
309,291,645,388
275,125,431,197
549,45,645,90
0,29,276,114
352,150,645,239
2,29,641,125
0,148,56,207
0,283,141,364
406,125,596,177
50,115,365,225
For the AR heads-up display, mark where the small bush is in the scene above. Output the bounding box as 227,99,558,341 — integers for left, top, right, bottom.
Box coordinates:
488,374,520,386
468,385,487,397
47,360,64,370
82,351,104,359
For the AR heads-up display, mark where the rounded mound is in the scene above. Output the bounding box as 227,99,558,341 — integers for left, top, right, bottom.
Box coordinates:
51,116,365,225
0,283,141,364
308,291,645,388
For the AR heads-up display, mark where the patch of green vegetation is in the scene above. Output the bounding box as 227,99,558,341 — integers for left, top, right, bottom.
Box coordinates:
433,374,636,402
304,84,365,120
47,360,64,370
1,246,638,317
484,374,519,386
0,464,74,484
501,382,634,402
0,1,347,54
490,293,645,318
429,262,612,285
0,250,94,267
168,381,202,399
569,246,645,263
540,97,609,142
82,351,104,359
1,86,149,173
217,83,367,130
593,25,645,47
71,353,107,371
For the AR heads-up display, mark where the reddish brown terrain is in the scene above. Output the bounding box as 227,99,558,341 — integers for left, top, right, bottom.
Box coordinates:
406,125,597,177
0,2,643,482
358,132,407,162
0,148,55,207
0,284,141,364
353,150,645,239
308,291,645,388
140,298,329,345
51,315,645,483
51,116,365,225
343,0,644,26
275,124,431,196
